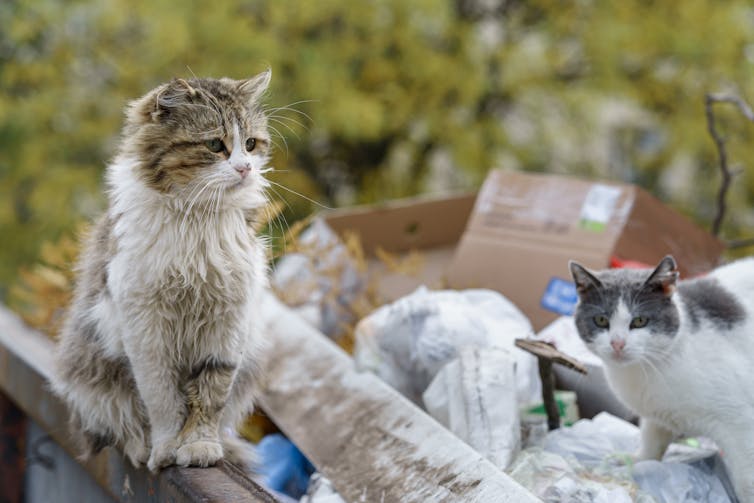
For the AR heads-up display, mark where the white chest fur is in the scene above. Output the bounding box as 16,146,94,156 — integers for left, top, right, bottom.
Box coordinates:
96,157,266,358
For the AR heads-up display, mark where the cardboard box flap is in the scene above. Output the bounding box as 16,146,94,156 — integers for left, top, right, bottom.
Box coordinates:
323,192,476,301
467,171,635,257
324,192,476,255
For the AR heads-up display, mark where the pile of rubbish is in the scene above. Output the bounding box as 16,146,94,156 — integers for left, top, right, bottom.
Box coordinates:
259,218,736,502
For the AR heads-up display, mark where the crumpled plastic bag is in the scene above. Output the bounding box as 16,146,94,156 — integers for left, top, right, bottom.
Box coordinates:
353,286,541,405
507,448,648,503
543,412,640,466
632,461,731,503
271,218,366,339
515,412,734,503
422,346,521,469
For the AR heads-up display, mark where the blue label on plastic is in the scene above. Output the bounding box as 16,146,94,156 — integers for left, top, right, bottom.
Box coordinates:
541,277,578,316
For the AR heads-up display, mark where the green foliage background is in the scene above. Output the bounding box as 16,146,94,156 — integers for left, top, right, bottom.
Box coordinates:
2,0,754,296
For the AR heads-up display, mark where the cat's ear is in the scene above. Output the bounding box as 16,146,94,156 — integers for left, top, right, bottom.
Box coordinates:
569,261,602,295
152,79,199,117
127,79,198,124
237,69,271,102
644,255,679,296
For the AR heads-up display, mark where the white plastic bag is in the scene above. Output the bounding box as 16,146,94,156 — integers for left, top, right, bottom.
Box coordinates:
543,412,640,466
632,461,731,503
353,286,540,405
422,346,521,469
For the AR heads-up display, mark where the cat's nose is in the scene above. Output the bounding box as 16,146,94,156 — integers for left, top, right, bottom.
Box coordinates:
611,338,626,353
235,165,251,179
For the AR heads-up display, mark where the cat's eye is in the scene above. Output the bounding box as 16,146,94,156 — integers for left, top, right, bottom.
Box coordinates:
630,316,649,329
205,138,225,153
593,315,610,328
245,138,256,152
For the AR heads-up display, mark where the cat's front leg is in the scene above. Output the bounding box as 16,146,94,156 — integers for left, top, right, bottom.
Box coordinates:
638,417,674,460
174,356,238,467
123,335,187,472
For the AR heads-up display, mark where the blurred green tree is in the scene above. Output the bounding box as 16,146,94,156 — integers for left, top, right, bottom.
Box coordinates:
2,0,754,295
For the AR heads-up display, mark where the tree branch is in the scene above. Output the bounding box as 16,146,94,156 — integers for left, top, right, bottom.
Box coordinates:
705,93,754,237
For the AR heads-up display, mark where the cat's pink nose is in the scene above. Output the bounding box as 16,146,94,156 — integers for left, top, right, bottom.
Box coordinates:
611,338,626,353
235,165,251,179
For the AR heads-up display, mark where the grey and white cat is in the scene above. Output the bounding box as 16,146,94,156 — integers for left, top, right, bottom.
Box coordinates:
51,71,273,472
569,255,754,501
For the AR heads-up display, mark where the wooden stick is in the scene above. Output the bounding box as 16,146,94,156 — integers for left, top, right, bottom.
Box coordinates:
515,339,587,430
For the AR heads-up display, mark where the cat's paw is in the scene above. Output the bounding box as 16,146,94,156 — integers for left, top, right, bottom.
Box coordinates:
147,439,179,473
221,434,257,472
175,440,223,468
124,439,150,468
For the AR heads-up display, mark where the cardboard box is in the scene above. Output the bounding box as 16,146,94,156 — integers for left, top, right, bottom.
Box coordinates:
323,192,476,301
446,170,725,330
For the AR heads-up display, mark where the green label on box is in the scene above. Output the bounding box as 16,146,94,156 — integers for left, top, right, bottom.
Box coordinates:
579,219,607,232
579,184,621,233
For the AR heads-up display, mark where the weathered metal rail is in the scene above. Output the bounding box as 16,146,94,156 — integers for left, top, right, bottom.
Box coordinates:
1,292,538,502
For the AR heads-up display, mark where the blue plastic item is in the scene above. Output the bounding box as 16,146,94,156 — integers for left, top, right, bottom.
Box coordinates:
257,433,315,499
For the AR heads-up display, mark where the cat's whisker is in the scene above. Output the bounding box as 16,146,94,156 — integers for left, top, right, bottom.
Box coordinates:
268,117,302,139
266,124,289,155
179,181,215,232
640,355,674,397
180,184,207,233
266,180,332,210
268,114,309,132
265,100,316,122
260,188,291,256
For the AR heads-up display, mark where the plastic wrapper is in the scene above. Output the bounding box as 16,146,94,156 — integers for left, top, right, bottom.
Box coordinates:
512,412,734,502
422,346,521,469
271,218,366,340
508,448,647,502
353,286,541,405
632,461,731,503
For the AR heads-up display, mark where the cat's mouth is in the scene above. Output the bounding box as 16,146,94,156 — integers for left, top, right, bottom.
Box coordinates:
227,178,252,191
606,350,637,365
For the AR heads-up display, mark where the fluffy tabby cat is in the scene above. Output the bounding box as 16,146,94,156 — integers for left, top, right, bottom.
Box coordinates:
51,71,273,471
570,255,754,501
